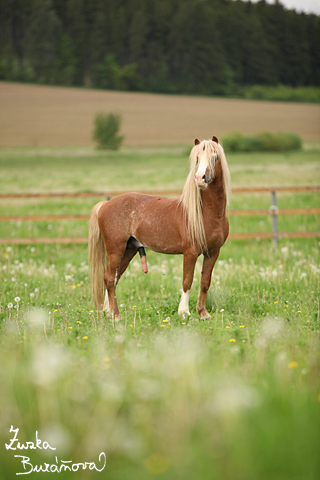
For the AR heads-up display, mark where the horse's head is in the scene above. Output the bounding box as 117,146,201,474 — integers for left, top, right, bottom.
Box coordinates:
193,136,220,190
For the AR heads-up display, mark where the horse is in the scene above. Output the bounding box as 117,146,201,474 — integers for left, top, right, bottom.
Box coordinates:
89,136,231,320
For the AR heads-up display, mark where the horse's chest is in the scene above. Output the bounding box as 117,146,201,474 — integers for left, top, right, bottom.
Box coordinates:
205,216,228,249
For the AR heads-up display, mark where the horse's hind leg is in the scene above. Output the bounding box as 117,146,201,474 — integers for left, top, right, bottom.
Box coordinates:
119,243,138,279
104,245,127,319
104,241,138,319
196,250,220,319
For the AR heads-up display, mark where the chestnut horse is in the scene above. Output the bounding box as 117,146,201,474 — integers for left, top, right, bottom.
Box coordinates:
89,136,231,320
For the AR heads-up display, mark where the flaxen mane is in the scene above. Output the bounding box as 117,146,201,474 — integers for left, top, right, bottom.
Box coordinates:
178,139,231,251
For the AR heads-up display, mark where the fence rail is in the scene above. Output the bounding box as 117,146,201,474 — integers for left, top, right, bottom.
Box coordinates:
1,208,320,223
0,231,319,246
0,185,319,199
0,186,319,244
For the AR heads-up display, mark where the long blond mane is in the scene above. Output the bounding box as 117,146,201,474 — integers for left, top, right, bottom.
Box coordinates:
178,139,231,252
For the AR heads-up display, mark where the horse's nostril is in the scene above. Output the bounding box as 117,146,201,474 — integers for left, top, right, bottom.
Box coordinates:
202,174,206,180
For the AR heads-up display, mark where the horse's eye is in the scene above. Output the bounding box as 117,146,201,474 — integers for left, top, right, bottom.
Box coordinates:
214,155,218,163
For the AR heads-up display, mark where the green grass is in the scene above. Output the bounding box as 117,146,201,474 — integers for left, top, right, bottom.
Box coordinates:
0,146,319,194
0,240,319,479
0,147,319,479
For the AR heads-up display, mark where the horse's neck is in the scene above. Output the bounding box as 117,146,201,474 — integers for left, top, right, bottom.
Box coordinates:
202,173,227,217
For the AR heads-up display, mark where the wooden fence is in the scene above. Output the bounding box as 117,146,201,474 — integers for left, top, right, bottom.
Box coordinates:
0,186,319,244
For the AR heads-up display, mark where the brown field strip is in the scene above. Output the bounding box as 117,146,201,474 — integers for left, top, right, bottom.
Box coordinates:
1,82,319,146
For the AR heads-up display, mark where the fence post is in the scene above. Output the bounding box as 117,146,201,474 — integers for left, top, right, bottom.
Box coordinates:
270,189,278,243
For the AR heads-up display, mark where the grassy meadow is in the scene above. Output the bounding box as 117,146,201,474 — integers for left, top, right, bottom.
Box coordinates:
0,146,319,479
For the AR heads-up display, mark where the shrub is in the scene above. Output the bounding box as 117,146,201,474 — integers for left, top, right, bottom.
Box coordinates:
222,131,302,153
93,112,124,150
240,85,320,103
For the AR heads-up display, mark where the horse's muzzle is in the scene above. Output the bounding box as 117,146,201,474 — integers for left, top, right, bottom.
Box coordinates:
195,174,209,189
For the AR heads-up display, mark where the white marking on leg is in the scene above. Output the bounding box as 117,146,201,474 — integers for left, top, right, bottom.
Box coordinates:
103,289,110,311
178,290,191,316
114,268,118,287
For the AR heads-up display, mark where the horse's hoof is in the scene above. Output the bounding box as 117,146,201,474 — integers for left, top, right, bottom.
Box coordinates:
199,311,212,320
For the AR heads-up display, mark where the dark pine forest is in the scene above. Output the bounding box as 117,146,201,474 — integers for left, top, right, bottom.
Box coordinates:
1,0,319,96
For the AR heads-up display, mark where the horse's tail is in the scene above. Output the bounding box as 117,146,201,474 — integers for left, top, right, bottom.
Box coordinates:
89,201,106,310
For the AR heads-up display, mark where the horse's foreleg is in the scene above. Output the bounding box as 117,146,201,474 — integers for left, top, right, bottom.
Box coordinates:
178,253,198,317
197,250,220,319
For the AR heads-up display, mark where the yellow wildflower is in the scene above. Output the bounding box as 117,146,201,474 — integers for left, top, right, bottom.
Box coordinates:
144,454,170,474
288,361,298,368
229,339,236,343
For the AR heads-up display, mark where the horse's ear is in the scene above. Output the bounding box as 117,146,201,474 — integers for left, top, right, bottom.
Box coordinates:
212,136,219,144
194,138,200,145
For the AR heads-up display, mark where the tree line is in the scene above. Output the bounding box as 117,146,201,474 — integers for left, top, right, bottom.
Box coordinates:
0,0,319,96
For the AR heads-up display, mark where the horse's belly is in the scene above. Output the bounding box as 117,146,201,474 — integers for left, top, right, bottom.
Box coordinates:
132,201,183,255
134,225,183,255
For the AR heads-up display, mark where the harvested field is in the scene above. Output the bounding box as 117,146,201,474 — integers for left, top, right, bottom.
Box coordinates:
0,81,319,147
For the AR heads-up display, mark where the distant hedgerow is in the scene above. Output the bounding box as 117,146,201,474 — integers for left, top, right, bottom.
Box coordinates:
93,112,124,150
222,131,302,153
